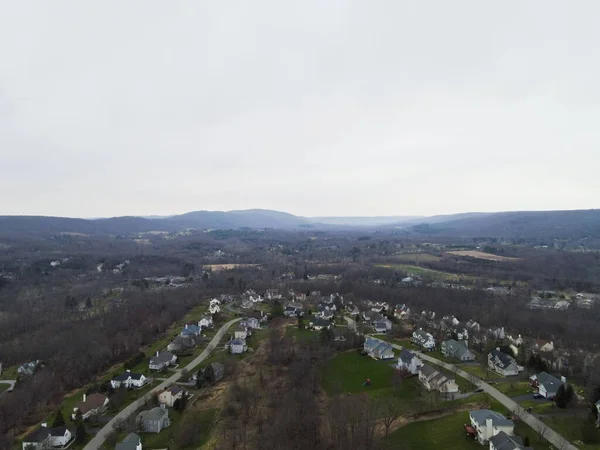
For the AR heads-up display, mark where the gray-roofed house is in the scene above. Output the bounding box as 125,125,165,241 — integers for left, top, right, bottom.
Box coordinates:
18,360,40,377
529,371,563,398
230,338,247,354
149,351,177,371
207,362,225,381
488,349,520,376
72,393,109,420
363,337,395,360
22,426,51,450
167,335,198,352
469,409,515,445
489,430,531,450
397,349,423,375
412,329,436,351
136,406,171,433
441,339,476,362
418,364,458,393
310,318,332,331
115,432,142,450
198,315,213,328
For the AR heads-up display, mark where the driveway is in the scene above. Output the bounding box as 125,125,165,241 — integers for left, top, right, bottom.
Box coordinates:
83,317,241,450
0,379,16,394
380,338,578,450
511,394,550,403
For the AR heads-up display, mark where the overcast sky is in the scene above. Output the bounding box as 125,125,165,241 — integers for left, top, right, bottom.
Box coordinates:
1,1,598,218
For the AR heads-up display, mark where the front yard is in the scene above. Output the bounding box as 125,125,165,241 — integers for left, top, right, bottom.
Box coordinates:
383,410,482,450
322,351,396,396
461,365,505,380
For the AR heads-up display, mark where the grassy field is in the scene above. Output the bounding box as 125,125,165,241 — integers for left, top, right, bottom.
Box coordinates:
0,382,10,393
375,264,469,282
519,399,557,415
0,365,17,381
391,253,442,263
446,250,521,262
285,325,318,341
461,365,505,380
541,414,600,450
495,381,533,397
383,410,481,450
139,408,217,449
428,350,461,365
322,351,396,396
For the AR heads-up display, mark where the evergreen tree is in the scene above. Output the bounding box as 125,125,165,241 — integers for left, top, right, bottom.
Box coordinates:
75,422,87,444
565,384,575,405
85,297,93,308
297,316,304,329
204,364,215,384
523,436,530,447
52,408,65,428
555,384,567,408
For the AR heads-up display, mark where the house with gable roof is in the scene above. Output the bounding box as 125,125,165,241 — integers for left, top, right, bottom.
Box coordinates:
418,364,458,393
115,433,142,450
363,337,395,360
529,371,564,399
468,409,515,445
488,349,521,376
397,349,423,375
412,329,436,351
441,339,476,362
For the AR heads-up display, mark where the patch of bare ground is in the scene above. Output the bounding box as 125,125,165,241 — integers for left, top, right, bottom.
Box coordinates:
446,250,521,262
379,400,489,436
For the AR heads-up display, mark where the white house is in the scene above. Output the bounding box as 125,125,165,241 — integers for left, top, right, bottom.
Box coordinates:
488,349,521,376
418,365,459,393
397,349,423,375
412,329,436,351
530,371,564,399
149,351,177,371
209,303,220,314
489,431,528,450
468,410,515,445
198,315,213,328
48,425,73,448
230,338,247,354
310,318,332,331
111,371,147,389
158,385,185,408
234,325,248,339
363,338,395,360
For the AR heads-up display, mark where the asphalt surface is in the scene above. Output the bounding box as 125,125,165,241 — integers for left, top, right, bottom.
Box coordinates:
83,317,241,450
383,339,577,450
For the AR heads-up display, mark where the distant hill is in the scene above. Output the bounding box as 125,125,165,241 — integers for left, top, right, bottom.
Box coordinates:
400,209,600,239
1,208,599,238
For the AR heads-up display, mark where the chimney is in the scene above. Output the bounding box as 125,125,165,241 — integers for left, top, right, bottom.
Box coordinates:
41,422,47,428
83,393,87,403
126,369,130,373
156,351,159,357
185,324,188,329
486,418,493,433
496,347,500,352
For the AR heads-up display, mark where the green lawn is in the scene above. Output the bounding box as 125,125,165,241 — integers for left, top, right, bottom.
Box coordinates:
519,400,557,415
322,351,396,396
393,338,420,351
461,365,504,380
375,264,467,282
541,415,600,450
285,325,318,341
0,382,10,393
496,381,533,397
141,408,217,449
0,365,17,381
429,350,461,365
383,411,481,450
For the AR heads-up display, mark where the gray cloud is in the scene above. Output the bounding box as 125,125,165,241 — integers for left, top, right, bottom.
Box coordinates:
1,1,598,217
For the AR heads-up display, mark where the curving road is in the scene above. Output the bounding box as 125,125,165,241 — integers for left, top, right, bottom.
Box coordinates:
84,318,241,450
382,337,576,450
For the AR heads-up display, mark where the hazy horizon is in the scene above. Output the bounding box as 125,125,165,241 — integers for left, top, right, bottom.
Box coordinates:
1,1,599,217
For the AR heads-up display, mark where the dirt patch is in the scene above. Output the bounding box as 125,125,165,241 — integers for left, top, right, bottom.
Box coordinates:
446,250,521,262
381,401,489,436
203,264,260,271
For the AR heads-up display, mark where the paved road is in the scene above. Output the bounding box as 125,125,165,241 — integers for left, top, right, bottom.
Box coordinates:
383,339,576,450
84,318,241,450
0,379,16,394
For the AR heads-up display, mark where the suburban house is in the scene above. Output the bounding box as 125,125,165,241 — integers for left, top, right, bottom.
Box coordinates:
22,423,73,450
266,289,282,300
468,409,515,445
397,349,423,375
284,303,304,317
230,338,247,354
488,349,521,376
136,406,171,433
418,364,459,393
240,317,260,329
71,393,109,420
310,318,332,331
489,431,531,450
361,310,381,324
158,385,185,407
167,335,198,352
110,370,147,389
241,299,253,309
115,433,142,450
149,351,177,371
208,303,220,314
180,324,201,337
373,321,388,333
412,329,436,351
315,305,335,320
22,426,51,450
441,339,476,362
198,315,213,328
18,360,39,377
394,304,410,319
346,305,360,316
363,337,395,360
529,371,564,398
206,362,225,381
234,325,249,339
466,319,481,333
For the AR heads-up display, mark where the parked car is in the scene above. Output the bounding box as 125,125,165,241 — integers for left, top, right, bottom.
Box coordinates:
474,388,484,393
533,393,544,399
